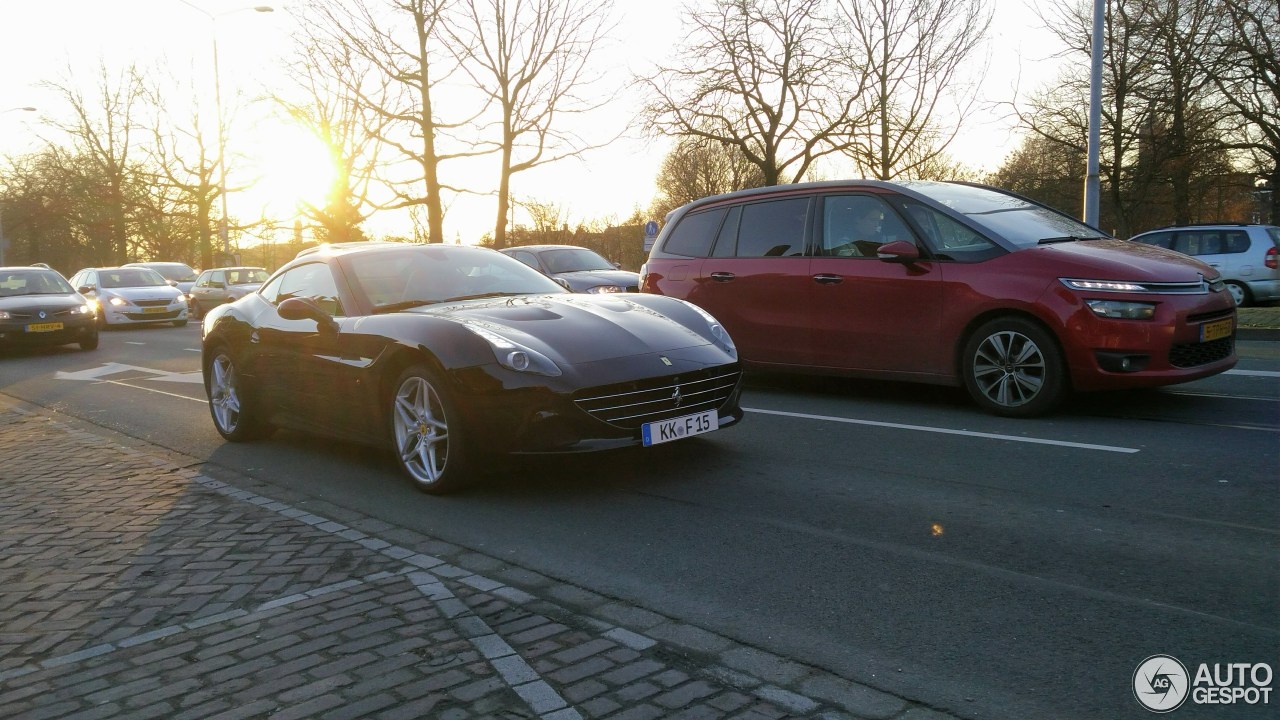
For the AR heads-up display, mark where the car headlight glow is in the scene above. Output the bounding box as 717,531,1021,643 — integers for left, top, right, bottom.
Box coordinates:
107,296,128,307
0,310,10,320
1060,278,1147,293
1086,299,1157,320
70,304,94,315
585,285,624,294
683,300,737,357
463,322,562,376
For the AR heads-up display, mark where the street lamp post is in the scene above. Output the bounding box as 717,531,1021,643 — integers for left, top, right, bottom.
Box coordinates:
178,2,273,264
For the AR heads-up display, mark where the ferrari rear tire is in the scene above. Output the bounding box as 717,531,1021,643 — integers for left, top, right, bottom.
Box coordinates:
390,364,469,494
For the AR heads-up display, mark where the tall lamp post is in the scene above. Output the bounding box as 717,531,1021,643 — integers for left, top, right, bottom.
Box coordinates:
0,106,38,266
178,2,274,265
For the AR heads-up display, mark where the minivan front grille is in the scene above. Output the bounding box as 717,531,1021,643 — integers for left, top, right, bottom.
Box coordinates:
1169,337,1233,368
574,366,741,429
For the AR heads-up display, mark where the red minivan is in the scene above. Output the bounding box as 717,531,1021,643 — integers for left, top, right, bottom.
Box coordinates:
640,180,1238,416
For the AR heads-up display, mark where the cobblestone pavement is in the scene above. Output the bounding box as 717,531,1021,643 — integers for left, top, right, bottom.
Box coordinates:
0,397,961,720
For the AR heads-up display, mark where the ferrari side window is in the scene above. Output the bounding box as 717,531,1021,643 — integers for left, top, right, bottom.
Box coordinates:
273,262,344,317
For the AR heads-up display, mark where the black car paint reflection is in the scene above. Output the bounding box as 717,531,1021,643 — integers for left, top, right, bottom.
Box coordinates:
201,243,743,493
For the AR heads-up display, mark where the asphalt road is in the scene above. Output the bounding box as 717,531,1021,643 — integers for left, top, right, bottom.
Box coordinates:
2,324,1277,720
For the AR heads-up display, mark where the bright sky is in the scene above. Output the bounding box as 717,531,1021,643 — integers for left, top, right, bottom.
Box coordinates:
0,0,1069,246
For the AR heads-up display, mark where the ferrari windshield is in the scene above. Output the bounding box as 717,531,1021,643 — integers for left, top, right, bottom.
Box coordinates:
900,181,1109,248
347,245,567,311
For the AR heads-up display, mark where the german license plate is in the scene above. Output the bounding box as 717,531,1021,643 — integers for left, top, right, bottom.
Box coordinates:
1200,318,1233,342
642,410,719,447
26,322,63,332
141,307,168,314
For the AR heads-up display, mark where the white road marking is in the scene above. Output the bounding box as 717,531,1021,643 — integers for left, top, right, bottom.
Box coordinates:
1225,369,1280,378
125,341,146,345
744,407,1140,453
185,348,201,352
55,362,202,384
95,379,207,403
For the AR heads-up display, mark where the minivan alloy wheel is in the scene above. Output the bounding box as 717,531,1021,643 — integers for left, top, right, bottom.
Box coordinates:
962,317,1067,417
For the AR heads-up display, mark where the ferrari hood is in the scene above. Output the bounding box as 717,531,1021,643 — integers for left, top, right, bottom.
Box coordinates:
427,294,713,364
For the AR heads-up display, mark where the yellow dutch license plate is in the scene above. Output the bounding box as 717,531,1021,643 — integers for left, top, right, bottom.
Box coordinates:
1200,318,1233,342
141,307,168,314
26,322,64,332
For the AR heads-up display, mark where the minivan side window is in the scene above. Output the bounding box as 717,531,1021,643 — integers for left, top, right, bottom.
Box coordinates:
897,199,1002,262
820,195,913,257
662,208,727,257
732,197,810,257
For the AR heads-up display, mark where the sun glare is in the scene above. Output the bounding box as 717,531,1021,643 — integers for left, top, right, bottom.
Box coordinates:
240,122,337,218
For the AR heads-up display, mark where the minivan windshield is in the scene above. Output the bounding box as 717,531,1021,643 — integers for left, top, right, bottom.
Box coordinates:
900,181,1108,249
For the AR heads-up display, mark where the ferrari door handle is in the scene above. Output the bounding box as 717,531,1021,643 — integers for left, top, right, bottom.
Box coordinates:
812,274,843,284
709,272,736,282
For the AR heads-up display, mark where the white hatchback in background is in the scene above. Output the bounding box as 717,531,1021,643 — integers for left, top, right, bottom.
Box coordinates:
1128,224,1280,306
68,267,189,327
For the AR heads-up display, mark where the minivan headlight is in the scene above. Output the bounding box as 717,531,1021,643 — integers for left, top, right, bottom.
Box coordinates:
1086,299,1156,320
1061,278,1147,293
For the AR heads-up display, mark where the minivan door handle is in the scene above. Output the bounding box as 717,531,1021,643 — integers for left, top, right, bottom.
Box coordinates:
709,272,736,282
812,274,843,285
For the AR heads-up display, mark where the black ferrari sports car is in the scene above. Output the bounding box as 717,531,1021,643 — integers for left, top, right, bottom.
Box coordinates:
200,242,743,493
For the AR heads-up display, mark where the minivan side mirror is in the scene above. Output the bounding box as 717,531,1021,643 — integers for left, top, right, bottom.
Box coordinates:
877,240,920,263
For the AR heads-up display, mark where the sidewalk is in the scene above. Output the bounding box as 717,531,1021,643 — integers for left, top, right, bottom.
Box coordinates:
0,397,956,720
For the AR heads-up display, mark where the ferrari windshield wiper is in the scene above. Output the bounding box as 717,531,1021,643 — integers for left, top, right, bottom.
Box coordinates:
1038,235,1107,244
373,299,439,313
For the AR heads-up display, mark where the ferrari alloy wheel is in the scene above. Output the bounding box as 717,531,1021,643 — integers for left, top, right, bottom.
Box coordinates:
206,347,272,441
962,317,1067,417
392,365,468,494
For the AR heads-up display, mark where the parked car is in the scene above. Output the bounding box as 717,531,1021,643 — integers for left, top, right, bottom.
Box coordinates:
0,267,99,352
640,180,1238,417
1127,224,1280,306
201,242,743,493
68,267,189,328
189,266,269,319
123,261,200,297
499,244,640,293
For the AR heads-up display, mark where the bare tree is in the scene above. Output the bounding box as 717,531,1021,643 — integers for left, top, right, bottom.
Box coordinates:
274,35,394,243
651,135,765,218
298,0,482,244
837,0,991,180
640,0,867,188
450,0,617,249
39,62,147,265
144,73,222,269
1205,0,1279,221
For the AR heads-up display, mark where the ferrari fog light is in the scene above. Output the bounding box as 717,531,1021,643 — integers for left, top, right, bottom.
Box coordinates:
1086,299,1156,319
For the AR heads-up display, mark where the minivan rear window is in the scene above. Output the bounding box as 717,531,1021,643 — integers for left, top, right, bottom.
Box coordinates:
661,208,727,257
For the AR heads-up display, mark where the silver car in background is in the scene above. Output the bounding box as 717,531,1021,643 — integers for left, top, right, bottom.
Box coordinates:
1128,224,1280,306
189,266,269,319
